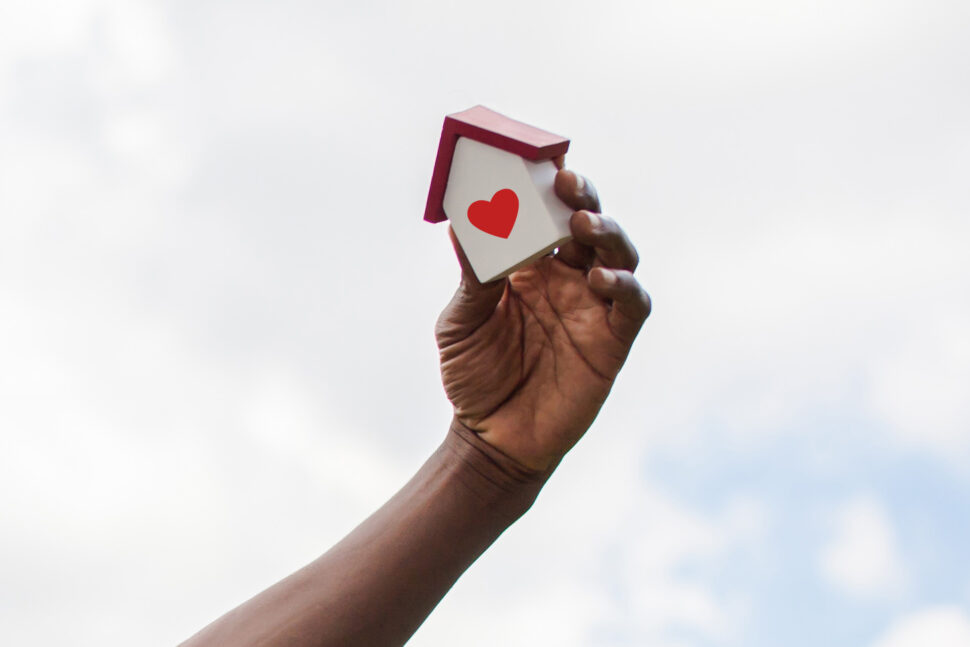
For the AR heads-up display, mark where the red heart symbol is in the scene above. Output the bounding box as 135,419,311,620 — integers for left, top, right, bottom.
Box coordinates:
467,188,519,239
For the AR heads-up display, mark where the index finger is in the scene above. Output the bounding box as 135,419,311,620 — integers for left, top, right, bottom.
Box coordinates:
552,168,602,269
554,168,601,213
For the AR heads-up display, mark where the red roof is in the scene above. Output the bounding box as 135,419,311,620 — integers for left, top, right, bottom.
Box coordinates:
424,106,570,223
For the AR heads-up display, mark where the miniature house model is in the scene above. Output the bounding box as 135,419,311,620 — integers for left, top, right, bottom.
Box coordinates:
424,106,573,283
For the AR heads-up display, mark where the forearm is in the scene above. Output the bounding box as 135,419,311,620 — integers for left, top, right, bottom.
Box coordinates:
181,419,549,647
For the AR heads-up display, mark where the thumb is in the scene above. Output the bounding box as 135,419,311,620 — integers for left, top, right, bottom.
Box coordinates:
435,226,506,346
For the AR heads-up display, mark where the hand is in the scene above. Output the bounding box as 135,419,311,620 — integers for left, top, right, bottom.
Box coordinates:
436,166,651,472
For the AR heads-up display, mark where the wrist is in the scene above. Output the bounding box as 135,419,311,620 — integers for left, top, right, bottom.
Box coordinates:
443,417,554,523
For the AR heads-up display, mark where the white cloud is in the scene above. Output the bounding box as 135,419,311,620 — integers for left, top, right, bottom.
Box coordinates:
0,0,96,61
819,495,907,599
598,0,922,81
866,312,970,463
242,364,408,506
99,1,174,84
615,492,764,641
871,606,970,647
417,579,609,647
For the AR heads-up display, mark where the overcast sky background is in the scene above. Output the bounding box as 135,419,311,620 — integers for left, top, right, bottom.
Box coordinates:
2,1,969,645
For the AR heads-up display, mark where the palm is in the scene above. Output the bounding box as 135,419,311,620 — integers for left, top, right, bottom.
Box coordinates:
437,256,631,470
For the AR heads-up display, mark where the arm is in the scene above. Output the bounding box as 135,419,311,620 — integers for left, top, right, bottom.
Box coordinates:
181,421,549,647
181,167,650,646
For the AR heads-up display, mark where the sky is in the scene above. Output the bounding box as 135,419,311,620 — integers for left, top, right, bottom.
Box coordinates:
1,1,969,645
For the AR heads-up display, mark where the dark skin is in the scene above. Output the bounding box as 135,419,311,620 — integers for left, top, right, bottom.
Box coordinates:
439,164,651,471
181,164,650,647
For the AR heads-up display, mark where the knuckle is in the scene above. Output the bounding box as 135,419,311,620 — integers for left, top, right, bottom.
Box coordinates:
606,226,639,270
597,213,616,232
629,245,640,270
640,290,653,319
584,180,601,211
610,270,637,296
595,217,633,254
434,307,453,342
616,269,636,284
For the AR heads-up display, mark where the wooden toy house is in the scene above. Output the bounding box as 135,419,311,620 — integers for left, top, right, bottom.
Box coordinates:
425,106,573,283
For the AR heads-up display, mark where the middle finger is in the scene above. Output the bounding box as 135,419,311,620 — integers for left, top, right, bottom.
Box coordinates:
568,210,639,272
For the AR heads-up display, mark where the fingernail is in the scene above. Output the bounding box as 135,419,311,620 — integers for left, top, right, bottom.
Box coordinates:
599,269,618,285
574,173,586,193
585,211,601,230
